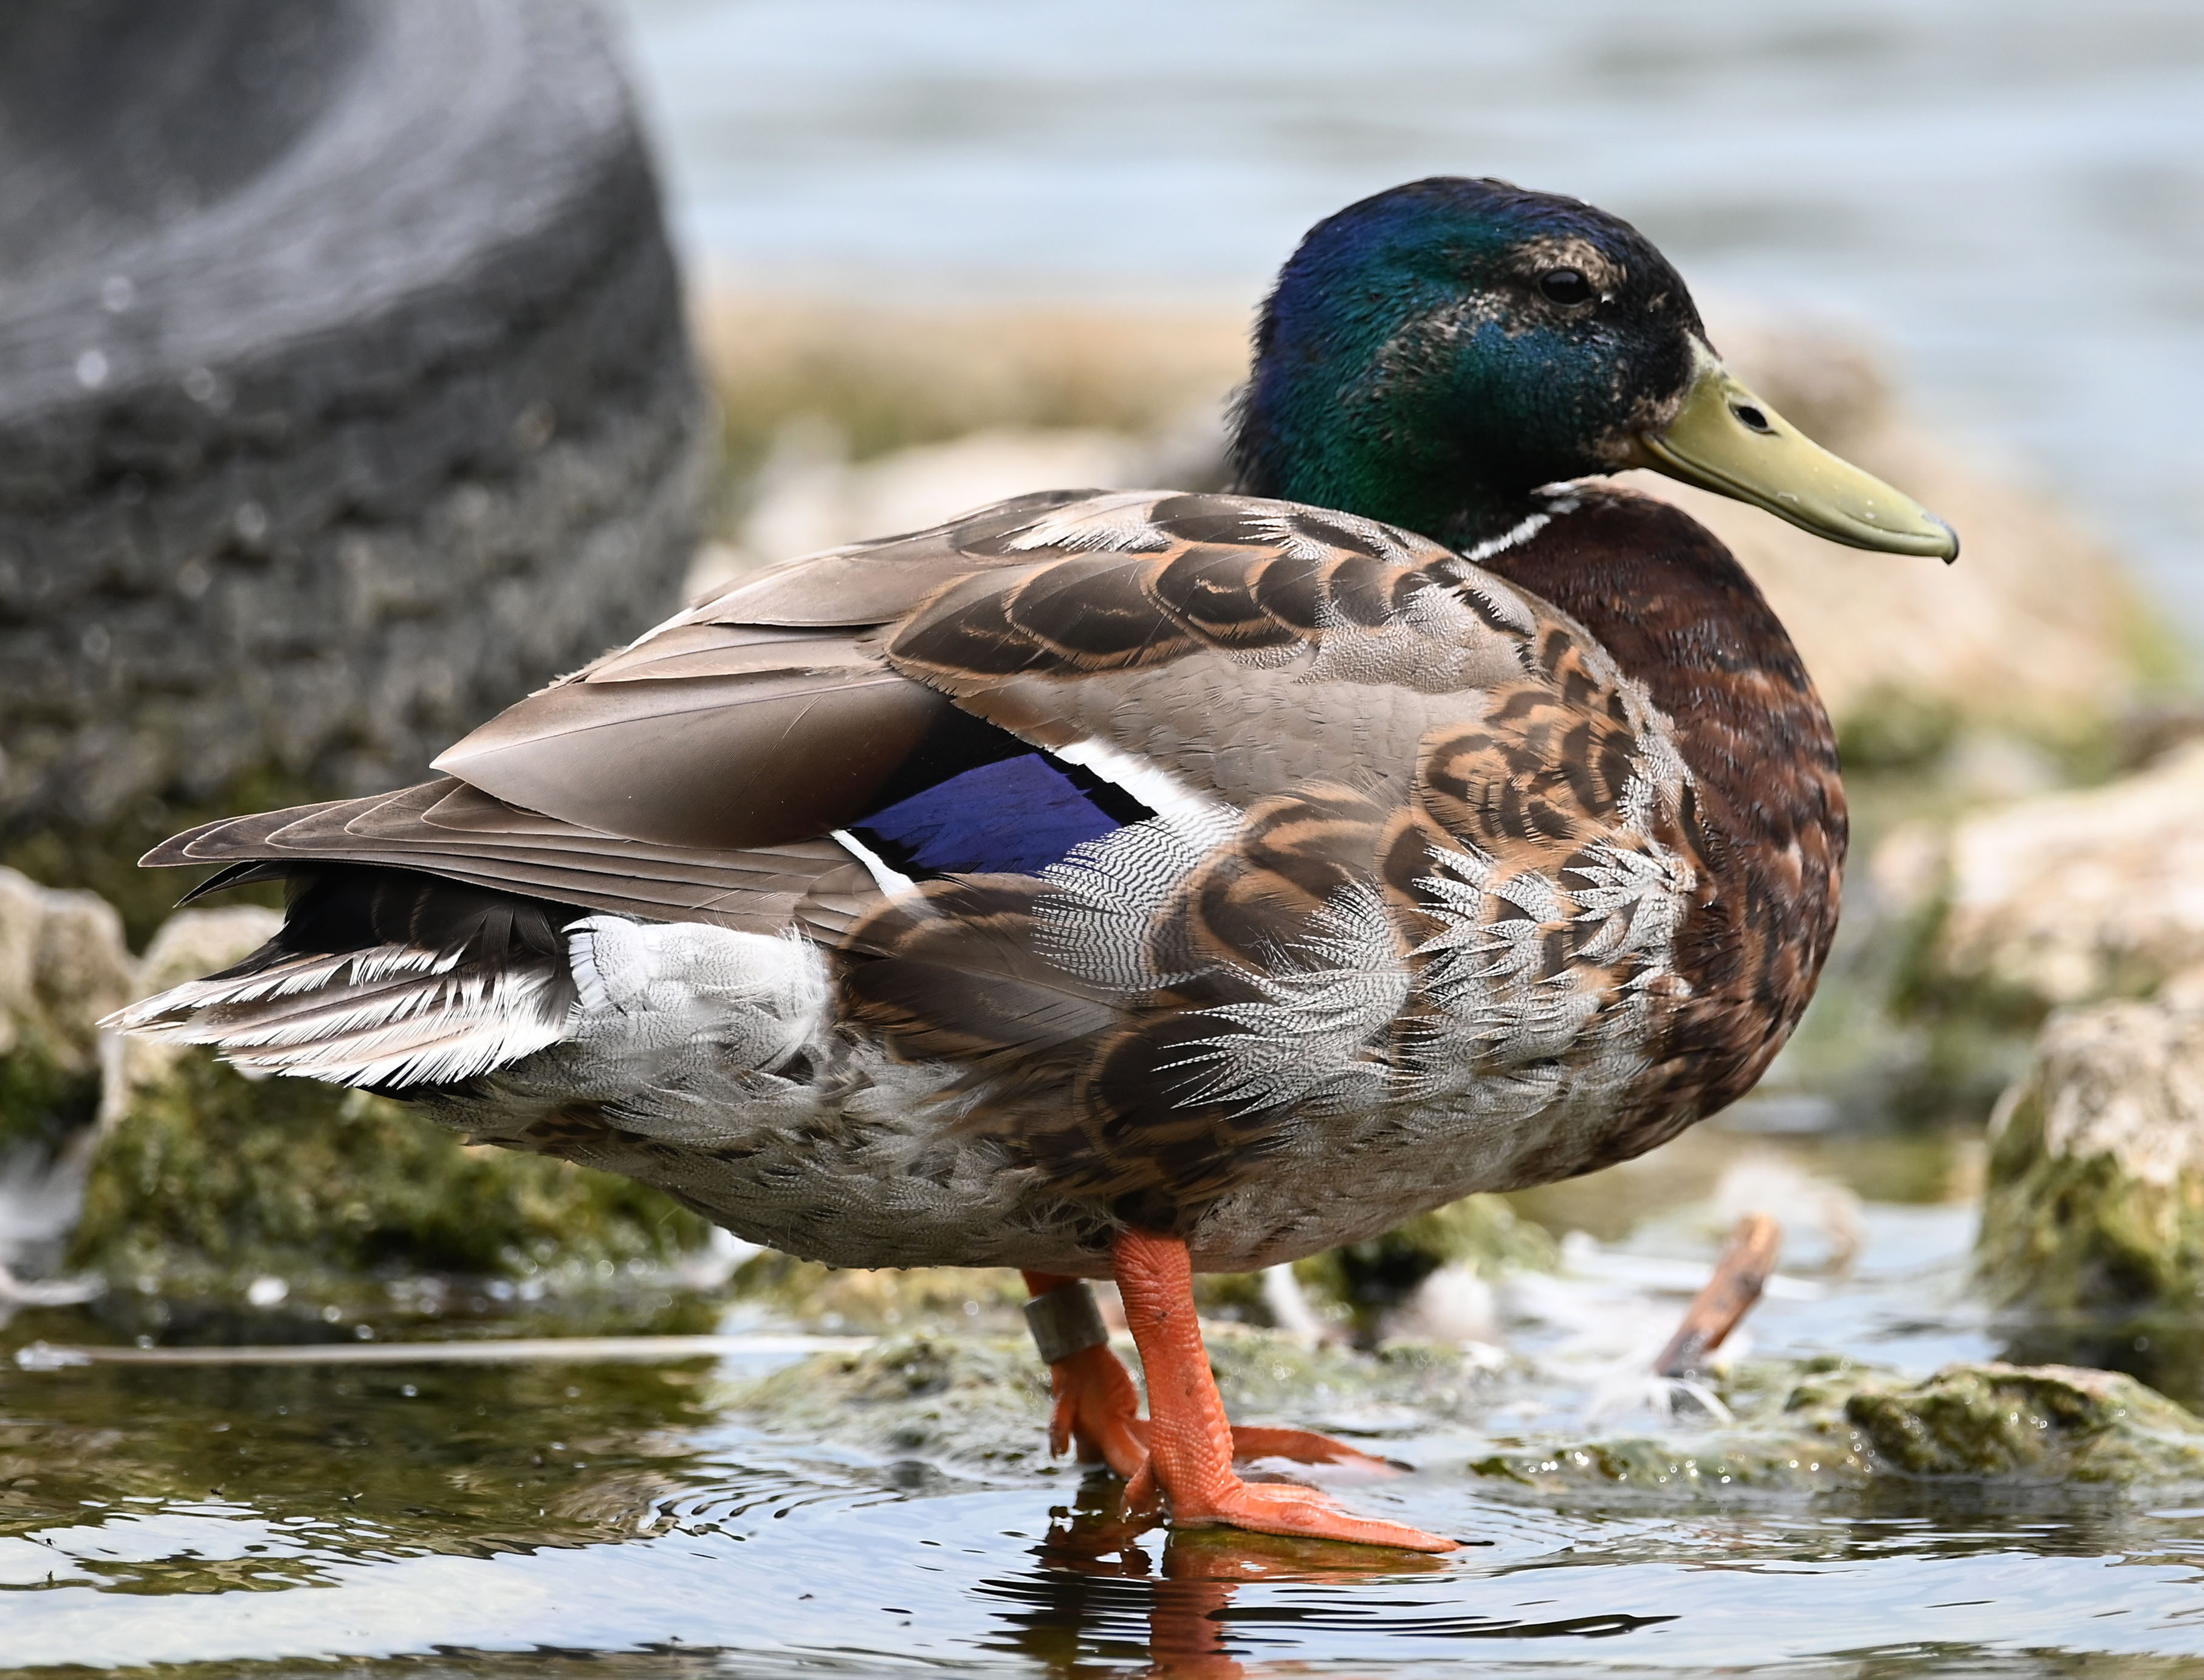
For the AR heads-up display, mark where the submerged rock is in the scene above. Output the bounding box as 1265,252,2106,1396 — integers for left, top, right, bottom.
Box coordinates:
1976,997,2204,1314
1474,1359,2204,1498
732,1332,1057,1470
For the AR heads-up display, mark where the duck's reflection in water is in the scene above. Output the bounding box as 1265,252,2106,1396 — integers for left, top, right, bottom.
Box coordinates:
977,1472,1451,1677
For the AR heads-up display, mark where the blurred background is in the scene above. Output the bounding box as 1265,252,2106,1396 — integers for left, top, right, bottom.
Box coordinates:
614,0,2204,617
10,5,2204,1670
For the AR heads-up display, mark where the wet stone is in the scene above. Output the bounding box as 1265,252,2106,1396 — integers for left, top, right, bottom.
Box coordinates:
72,1049,717,1308
1976,996,2204,1315
0,865,134,1161
1472,1358,2204,1499
722,1325,1501,1473
61,909,716,1312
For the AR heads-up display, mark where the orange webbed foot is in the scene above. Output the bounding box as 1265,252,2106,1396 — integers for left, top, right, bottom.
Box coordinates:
1044,1340,1150,1476
1124,1457,1456,1551
1228,1425,1402,1473
1109,1232,1460,1555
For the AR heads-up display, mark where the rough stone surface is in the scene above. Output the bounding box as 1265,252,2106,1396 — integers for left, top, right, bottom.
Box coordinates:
0,0,705,842
1907,744,2204,1020
0,866,134,1078
1977,998,2204,1314
0,866,134,1164
54,903,715,1301
726,1326,1496,1473
70,1048,715,1301
1474,1359,2204,1498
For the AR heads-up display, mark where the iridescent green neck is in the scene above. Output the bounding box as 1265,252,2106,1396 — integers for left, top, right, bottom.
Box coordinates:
1231,379,1548,550
1229,300,1581,550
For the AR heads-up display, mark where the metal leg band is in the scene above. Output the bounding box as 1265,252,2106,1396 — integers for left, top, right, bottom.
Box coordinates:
1023,1281,1108,1364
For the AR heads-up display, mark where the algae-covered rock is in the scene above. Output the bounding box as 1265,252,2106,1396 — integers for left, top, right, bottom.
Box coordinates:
72,1048,714,1300
726,1250,1031,1334
732,1332,1058,1470
70,905,715,1301
1842,1362,2204,1481
1976,998,2204,1314
1474,1358,2204,1498
0,867,134,1158
727,1324,1499,1473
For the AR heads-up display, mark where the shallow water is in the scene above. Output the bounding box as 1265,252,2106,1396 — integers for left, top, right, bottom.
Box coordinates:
605,0,2204,643
9,1123,2204,1677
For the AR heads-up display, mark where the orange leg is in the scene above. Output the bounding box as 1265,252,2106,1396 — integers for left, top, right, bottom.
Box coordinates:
1022,1270,1148,1476
1110,1230,1458,1552
1021,1272,1402,1479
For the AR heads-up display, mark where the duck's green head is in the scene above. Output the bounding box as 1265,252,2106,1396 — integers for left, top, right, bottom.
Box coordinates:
1232,177,1956,560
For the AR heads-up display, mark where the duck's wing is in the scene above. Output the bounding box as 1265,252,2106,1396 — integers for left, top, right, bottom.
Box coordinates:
426,487,1565,851
146,485,1675,987
148,778,849,931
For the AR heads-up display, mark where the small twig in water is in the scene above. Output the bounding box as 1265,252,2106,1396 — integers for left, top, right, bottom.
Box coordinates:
1652,1213,1781,1380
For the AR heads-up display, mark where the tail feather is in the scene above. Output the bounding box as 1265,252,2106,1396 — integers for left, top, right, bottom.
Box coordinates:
107,865,585,1091
111,944,576,1088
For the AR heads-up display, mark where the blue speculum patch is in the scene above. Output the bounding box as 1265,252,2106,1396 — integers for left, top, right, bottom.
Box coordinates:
848,753,1144,877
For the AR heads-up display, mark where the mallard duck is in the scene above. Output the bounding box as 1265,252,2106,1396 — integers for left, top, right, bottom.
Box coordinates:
115,177,1954,1551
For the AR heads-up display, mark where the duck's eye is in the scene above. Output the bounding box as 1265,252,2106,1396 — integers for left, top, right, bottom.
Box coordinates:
1537,267,1595,306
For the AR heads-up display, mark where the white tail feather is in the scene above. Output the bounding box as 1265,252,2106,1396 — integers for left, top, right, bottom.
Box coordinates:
109,944,574,1089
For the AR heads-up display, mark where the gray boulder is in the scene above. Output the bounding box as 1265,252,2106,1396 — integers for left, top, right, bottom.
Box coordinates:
0,0,707,851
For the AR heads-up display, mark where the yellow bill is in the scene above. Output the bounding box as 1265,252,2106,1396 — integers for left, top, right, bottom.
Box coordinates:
1635,341,1959,561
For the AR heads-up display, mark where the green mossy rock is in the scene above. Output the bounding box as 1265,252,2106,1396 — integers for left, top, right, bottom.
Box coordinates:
1976,999,2204,1314
732,1332,1057,1470
1310,1194,1557,1315
726,1325,1498,1473
1196,1193,1556,1335
1841,1362,2204,1481
724,1251,1032,1334
0,866,134,1162
1472,1359,2204,1498
58,903,716,1303
0,1036,101,1167
71,1048,713,1301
